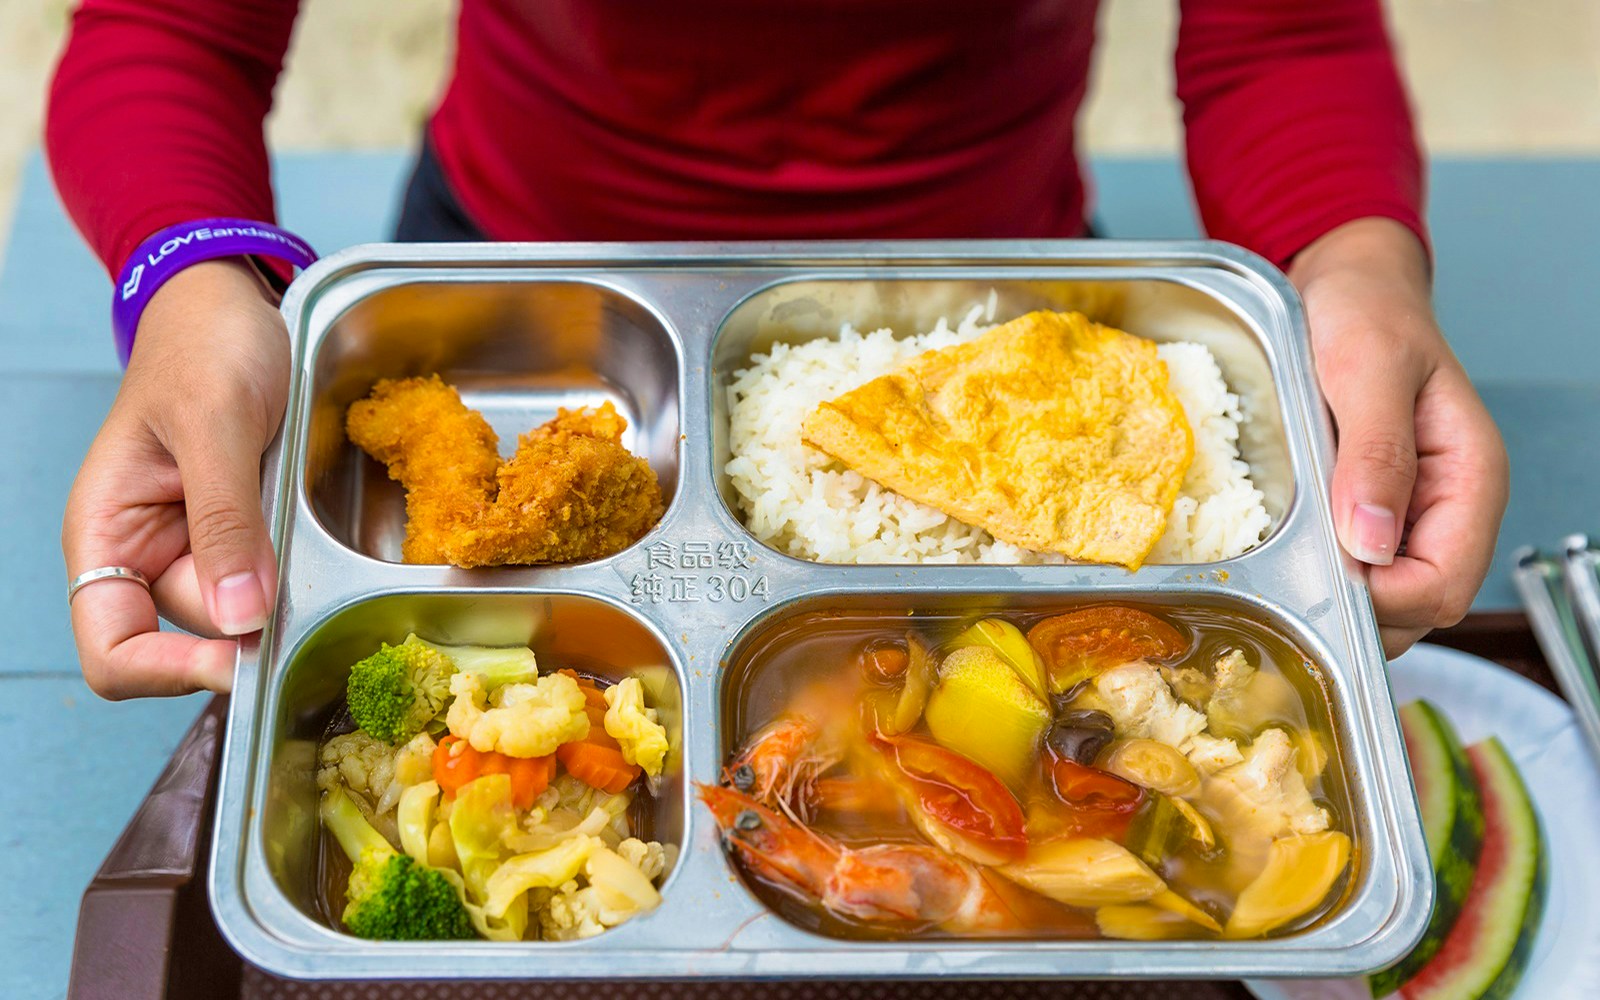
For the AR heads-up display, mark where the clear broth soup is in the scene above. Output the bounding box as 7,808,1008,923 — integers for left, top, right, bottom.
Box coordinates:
716,602,1355,941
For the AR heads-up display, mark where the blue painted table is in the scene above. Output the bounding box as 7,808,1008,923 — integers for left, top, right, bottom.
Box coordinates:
2,150,1596,999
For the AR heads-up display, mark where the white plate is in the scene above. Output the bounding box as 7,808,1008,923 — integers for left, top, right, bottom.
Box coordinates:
1245,642,1600,1000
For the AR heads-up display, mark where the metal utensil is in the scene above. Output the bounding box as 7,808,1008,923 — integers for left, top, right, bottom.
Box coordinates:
1512,546,1600,763
1563,535,1600,665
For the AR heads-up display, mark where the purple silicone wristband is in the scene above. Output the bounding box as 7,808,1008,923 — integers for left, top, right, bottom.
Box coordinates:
111,218,318,367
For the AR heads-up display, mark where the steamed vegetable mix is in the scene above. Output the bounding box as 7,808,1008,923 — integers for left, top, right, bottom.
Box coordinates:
317,634,678,941
705,603,1352,942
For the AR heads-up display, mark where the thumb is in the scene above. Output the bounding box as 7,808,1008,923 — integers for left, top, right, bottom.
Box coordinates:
1324,361,1422,568
169,418,277,636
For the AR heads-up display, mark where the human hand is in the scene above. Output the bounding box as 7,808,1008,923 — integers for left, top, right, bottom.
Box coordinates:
63,259,289,698
1290,218,1508,657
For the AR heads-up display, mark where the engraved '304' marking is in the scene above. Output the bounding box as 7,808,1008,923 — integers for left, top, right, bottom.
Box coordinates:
630,540,769,606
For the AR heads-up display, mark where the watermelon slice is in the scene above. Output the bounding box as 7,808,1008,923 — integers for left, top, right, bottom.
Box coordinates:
1369,701,1485,996
1400,737,1546,1000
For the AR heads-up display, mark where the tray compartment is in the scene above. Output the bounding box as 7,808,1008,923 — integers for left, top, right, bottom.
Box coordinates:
709,276,1294,565
255,590,687,938
715,588,1362,942
301,278,682,562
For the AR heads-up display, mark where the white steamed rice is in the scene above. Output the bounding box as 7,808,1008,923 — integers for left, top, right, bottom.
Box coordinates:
724,305,1272,565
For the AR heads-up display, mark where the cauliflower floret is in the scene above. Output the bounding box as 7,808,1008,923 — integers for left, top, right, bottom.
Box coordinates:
538,880,609,940
446,671,589,758
317,730,403,840
603,677,670,777
615,838,673,882
317,730,396,808
393,731,438,787
533,845,663,940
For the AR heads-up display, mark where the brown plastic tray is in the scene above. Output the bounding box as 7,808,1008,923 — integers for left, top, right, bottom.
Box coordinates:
65,613,1548,1000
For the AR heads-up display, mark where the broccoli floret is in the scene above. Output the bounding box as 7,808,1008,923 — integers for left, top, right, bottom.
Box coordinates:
346,634,456,745
415,638,539,689
320,786,476,941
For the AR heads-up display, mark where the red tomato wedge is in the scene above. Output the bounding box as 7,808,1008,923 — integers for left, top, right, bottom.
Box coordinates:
1040,759,1145,841
1028,606,1186,691
1049,759,1144,810
870,732,1027,865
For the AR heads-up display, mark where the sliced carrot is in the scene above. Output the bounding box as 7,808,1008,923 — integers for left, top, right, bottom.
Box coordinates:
434,735,556,809
481,752,557,809
557,740,640,794
433,735,483,796
579,704,622,749
560,668,613,712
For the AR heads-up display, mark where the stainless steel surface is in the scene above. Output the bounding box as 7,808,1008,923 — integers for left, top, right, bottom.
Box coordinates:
209,240,1429,981
1512,548,1600,765
1563,535,1600,668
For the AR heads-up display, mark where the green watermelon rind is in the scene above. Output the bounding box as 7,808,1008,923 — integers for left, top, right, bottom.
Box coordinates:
1400,737,1547,1000
1369,700,1485,997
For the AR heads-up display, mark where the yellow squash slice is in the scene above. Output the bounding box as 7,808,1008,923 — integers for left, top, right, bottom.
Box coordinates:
1225,831,1351,939
999,838,1166,908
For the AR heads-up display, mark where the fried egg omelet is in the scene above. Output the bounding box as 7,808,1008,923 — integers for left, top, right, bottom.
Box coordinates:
800,310,1193,569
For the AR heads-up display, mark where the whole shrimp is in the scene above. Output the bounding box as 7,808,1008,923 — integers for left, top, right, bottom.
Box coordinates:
725,672,871,820
726,715,836,819
699,784,1026,933
703,688,1035,933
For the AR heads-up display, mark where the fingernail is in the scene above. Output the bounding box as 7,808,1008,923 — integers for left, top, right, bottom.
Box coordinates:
1349,503,1398,566
215,572,268,635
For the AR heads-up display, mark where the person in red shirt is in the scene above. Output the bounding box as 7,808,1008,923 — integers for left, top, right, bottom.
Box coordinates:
46,0,1506,698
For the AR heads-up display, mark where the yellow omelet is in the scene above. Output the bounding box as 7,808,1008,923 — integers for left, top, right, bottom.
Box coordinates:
800,310,1193,569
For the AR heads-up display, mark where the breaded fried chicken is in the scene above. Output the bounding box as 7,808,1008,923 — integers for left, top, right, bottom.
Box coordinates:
445,404,665,568
345,375,499,563
346,377,664,566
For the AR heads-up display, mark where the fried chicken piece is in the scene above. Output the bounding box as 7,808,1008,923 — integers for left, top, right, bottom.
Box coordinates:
345,375,499,563
443,404,665,568
346,376,663,567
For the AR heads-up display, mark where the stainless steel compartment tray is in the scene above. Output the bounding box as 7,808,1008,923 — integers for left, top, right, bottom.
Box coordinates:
210,241,1429,981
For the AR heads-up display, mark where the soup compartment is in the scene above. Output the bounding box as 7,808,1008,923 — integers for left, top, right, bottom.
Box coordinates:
717,591,1361,943
212,242,1426,980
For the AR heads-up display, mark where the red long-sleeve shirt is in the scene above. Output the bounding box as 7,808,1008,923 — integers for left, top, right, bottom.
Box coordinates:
46,0,1425,280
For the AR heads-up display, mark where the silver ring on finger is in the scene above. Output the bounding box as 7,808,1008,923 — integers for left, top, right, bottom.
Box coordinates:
68,566,152,603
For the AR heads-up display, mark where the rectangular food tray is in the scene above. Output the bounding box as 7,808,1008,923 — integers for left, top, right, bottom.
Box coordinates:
209,240,1430,981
